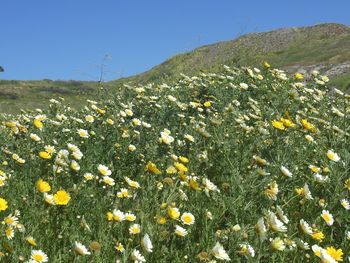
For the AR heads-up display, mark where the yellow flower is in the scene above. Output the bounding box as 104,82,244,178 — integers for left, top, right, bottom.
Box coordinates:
167,207,180,220
53,190,71,205
145,161,161,175
106,118,114,125
106,212,113,221
26,236,37,246
115,242,125,253
178,156,189,164
203,101,211,107
294,72,304,80
253,155,268,166
166,166,177,174
157,216,167,225
189,179,201,191
326,246,343,262
344,179,350,191
264,181,278,200
174,162,188,173
0,198,8,211
36,179,51,193
280,118,295,128
301,119,317,133
311,230,325,242
272,120,285,130
264,61,271,68
33,119,43,129
39,151,51,160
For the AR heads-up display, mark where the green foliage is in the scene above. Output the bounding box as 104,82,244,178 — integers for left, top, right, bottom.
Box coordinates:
0,65,349,262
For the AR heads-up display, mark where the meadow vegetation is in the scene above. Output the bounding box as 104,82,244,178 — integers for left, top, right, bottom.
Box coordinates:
0,63,349,262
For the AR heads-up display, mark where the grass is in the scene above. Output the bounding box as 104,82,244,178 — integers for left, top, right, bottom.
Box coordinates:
0,65,349,262
0,80,112,114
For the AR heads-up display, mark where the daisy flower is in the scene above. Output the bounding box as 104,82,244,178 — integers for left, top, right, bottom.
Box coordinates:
131,249,146,262
74,241,91,256
129,224,141,235
321,210,334,226
31,250,48,262
97,164,111,176
327,150,340,162
141,233,153,253
175,225,188,237
181,212,195,225
211,242,230,261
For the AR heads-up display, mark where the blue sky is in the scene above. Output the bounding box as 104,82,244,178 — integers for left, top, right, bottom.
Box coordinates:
1,0,350,81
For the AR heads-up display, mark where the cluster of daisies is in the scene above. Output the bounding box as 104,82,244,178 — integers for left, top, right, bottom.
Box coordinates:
0,63,349,262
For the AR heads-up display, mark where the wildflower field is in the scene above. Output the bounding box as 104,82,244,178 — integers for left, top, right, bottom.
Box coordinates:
0,64,349,262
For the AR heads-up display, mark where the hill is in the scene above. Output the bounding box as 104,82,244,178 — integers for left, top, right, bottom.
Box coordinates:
1,23,350,113
118,23,350,89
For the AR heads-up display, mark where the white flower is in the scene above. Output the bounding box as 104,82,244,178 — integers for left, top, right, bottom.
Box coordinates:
327,150,340,162
255,217,267,241
167,95,177,102
280,166,293,178
159,130,174,145
303,183,313,200
112,209,125,222
77,129,89,138
299,219,312,235
128,144,136,152
239,83,249,90
141,234,153,252
31,250,48,262
132,118,142,126
266,211,287,232
131,249,146,262
212,242,230,261
181,212,195,225
30,133,41,142
125,109,133,116
70,160,80,171
276,205,289,224
98,164,111,176
184,134,195,142
85,115,94,123
175,225,188,237
102,176,115,186
297,240,310,250
314,173,328,183
270,237,285,251
321,210,334,226
129,224,141,235
342,199,350,210
74,241,91,256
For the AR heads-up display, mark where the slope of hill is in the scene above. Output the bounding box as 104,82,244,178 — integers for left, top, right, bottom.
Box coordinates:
1,23,350,113
0,80,112,114
118,23,350,88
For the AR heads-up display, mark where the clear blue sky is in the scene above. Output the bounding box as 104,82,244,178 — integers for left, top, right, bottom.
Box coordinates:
1,0,349,81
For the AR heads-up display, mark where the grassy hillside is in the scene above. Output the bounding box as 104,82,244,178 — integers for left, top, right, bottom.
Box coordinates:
1,23,350,114
0,80,112,114
117,23,350,86
0,65,349,262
